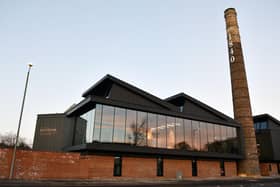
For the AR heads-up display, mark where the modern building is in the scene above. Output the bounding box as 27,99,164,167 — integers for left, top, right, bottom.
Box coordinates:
33,74,242,177
253,114,280,176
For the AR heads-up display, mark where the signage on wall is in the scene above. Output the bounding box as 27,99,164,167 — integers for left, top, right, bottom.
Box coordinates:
227,33,235,63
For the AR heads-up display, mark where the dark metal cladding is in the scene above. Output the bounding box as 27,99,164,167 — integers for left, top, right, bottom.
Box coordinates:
224,8,260,176
32,114,77,151
254,114,280,162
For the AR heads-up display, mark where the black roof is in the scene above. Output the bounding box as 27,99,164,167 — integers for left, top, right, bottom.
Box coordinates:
165,92,237,124
82,74,177,111
254,114,280,126
68,74,239,127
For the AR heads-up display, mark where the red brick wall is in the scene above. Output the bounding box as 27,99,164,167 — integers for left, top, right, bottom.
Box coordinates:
122,157,156,178
225,161,237,177
260,163,279,176
164,159,192,178
197,160,220,177
0,148,240,179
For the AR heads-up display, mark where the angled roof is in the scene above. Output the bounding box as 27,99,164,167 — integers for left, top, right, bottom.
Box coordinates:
68,74,239,126
165,92,236,123
82,74,178,111
254,114,280,126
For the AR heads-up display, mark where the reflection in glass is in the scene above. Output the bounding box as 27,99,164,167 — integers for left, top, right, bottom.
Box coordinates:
214,125,221,142
113,107,126,143
200,122,208,151
147,113,157,147
226,126,233,139
157,115,167,148
192,121,200,151
184,119,192,150
221,126,227,141
207,123,214,143
76,104,240,154
175,118,185,149
136,111,148,146
100,105,114,142
167,117,175,149
126,110,136,144
93,104,102,141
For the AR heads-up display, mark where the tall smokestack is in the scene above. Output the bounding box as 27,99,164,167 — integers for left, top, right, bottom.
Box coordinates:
224,8,260,176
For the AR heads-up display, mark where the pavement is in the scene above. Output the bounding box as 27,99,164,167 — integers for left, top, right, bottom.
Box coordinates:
1,176,280,187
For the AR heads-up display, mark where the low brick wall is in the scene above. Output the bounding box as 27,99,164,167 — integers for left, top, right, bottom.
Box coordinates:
0,148,238,179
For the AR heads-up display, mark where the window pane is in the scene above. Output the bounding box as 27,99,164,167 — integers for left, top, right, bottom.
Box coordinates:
214,125,221,142
192,121,200,151
167,116,175,149
232,127,237,138
113,156,122,176
157,157,163,176
221,126,227,141
207,123,215,152
157,115,166,148
136,111,148,146
100,105,114,142
184,119,192,150
113,107,126,143
147,113,157,147
126,109,136,144
175,118,185,150
220,126,228,153
93,104,102,142
200,122,208,151
226,126,233,139
75,109,93,145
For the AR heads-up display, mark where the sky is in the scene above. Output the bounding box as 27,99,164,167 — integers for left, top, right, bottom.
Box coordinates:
0,0,279,145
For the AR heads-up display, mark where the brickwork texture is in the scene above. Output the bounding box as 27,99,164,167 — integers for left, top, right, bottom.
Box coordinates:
0,148,238,179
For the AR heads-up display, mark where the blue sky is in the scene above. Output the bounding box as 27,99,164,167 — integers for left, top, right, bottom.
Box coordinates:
0,0,279,145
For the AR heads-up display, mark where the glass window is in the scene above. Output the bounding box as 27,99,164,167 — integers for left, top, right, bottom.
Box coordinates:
113,107,126,143
93,104,102,142
167,116,175,149
157,115,167,148
214,125,221,142
232,127,237,138
175,118,185,150
260,121,268,129
100,105,114,142
147,113,157,148
192,121,200,151
113,156,122,176
75,109,94,145
207,123,214,143
220,126,228,153
157,157,163,176
184,119,192,150
200,122,208,151
125,109,137,144
207,123,215,152
221,126,227,141
136,111,148,146
226,126,233,139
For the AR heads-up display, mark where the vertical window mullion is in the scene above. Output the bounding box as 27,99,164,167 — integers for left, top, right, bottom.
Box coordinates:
99,105,103,141
112,107,116,142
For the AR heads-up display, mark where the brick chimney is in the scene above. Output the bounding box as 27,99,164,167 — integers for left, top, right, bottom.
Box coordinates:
224,8,260,176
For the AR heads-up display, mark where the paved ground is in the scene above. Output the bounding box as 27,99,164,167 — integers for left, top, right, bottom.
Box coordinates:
1,177,280,187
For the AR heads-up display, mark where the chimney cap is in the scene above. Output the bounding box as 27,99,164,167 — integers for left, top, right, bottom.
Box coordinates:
224,8,237,17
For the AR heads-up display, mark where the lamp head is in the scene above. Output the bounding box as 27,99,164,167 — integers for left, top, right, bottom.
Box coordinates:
28,63,33,68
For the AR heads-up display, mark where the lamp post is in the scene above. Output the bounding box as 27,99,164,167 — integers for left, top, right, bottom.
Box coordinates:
9,63,33,179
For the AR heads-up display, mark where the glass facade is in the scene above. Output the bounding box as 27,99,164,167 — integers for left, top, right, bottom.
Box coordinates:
75,104,240,154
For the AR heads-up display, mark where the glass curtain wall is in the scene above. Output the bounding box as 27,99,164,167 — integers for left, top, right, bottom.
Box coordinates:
75,104,240,154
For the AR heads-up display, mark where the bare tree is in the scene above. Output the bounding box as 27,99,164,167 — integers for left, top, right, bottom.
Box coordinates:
0,132,31,150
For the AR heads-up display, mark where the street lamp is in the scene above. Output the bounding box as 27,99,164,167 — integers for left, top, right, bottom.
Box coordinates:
9,63,33,179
